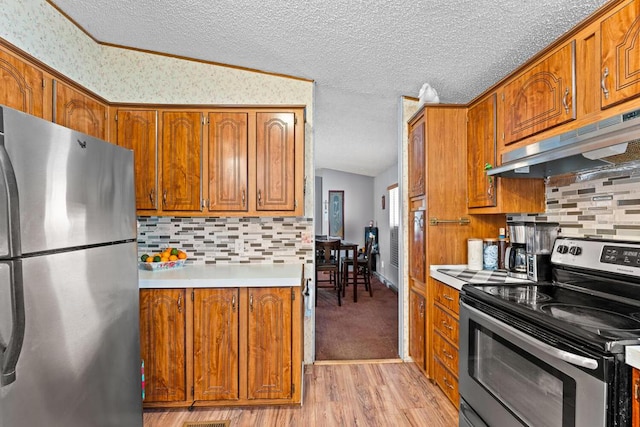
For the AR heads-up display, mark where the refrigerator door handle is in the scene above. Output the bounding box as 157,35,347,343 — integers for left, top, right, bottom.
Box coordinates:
1,260,25,387
0,136,22,258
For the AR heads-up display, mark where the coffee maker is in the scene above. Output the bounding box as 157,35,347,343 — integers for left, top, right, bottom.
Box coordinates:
506,221,559,281
505,223,527,279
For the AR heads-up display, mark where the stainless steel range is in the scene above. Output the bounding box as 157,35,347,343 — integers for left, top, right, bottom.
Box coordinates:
459,237,640,427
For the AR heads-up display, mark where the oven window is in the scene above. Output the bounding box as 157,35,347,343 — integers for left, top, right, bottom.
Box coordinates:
470,321,576,427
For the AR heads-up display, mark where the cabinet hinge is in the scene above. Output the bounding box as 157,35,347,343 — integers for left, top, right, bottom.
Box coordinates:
201,114,206,125
292,383,295,394
303,177,307,195
114,113,118,121
291,288,295,301
191,290,194,301
294,199,298,209
191,386,194,397
294,115,297,125
42,78,46,88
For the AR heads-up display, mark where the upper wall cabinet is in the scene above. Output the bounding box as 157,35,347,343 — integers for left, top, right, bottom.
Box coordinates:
54,80,108,140
116,109,158,211
0,48,44,118
601,0,640,108
408,113,425,199
502,40,576,145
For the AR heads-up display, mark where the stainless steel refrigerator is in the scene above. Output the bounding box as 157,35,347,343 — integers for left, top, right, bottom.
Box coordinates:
0,105,143,426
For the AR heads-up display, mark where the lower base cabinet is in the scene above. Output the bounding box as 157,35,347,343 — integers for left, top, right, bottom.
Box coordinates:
140,286,302,408
431,279,460,408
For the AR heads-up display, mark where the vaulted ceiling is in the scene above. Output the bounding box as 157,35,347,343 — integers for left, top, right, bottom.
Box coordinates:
50,0,609,176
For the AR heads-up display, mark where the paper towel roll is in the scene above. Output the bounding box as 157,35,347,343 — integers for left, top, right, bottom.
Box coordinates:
468,238,484,270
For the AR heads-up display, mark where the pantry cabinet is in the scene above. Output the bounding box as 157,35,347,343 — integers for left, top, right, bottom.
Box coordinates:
601,0,640,108
408,113,425,199
53,80,108,140
502,40,576,145
467,94,545,213
161,111,203,212
409,287,426,372
140,285,302,408
115,109,158,210
0,47,44,118
139,288,187,403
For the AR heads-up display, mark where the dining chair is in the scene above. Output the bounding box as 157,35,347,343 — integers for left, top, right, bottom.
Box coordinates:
315,239,342,306
341,236,374,300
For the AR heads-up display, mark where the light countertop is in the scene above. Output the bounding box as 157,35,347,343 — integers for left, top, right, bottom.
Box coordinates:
139,263,304,289
626,346,640,369
430,264,533,291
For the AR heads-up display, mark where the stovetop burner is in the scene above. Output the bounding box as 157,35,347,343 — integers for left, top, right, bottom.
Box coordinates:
539,303,640,339
487,285,552,305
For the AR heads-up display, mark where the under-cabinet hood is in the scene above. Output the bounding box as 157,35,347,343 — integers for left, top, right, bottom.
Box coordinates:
487,109,640,178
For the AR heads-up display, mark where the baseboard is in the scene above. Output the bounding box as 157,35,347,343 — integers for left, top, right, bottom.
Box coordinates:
373,272,398,292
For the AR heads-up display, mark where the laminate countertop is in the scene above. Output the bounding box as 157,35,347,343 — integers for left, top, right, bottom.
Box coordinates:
139,263,304,289
430,264,532,291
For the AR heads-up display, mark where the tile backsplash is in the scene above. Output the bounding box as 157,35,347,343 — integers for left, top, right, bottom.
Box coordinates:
508,163,640,241
137,216,315,265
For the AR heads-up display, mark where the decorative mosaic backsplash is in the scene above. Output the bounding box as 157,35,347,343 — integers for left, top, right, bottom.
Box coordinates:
137,216,315,265
508,163,640,241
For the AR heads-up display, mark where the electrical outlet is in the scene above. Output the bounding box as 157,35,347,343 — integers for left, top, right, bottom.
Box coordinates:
234,238,244,253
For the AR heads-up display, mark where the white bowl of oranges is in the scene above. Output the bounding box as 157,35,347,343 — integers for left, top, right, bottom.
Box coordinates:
139,247,188,271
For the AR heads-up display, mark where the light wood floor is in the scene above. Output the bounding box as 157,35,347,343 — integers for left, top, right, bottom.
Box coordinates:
143,360,459,427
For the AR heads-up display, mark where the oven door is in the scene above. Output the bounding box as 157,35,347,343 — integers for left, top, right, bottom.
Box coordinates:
459,301,608,427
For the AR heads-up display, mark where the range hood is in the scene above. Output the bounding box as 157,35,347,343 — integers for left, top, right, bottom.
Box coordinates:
487,109,640,178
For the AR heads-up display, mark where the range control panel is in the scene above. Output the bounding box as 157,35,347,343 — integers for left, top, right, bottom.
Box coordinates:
552,237,640,277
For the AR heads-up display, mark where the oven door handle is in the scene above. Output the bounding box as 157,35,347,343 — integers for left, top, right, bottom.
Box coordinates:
464,302,599,370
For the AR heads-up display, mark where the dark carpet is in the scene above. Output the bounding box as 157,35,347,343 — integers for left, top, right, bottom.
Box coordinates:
315,272,399,360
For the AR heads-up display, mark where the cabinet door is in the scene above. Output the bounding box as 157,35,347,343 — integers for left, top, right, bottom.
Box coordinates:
116,110,158,210
193,288,240,401
247,287,292,400
208,112,248,211
161,111,202,211
54,80,107,140
409,288,426,371
0,48,44,117
467,94,497,208
139,289,187,403
633,368,640,427
601,0,640,108
408,112,425,198
255,112,296,211
503,41,576,145
409,210,425,282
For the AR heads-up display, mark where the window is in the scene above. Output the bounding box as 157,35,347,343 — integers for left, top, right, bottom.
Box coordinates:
389,184,399,268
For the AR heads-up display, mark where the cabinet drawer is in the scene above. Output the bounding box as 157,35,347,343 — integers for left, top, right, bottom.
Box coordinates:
434,280,459,315
433,305,459,345
433,331,458,377
434,359,459,407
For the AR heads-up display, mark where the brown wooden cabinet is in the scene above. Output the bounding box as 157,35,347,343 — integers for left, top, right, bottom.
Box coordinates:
409,209,425,283
53,80,108,140
207,112,249,212
140,285,302,409
502,40,576,145
116,109,158,210
161,111,203,212
633,367,640,426
0,47,44,118
139,288,187,403
468,94,545,213
431,279,460,408
409,287,426,371
408,113,425,198
601,0,640,108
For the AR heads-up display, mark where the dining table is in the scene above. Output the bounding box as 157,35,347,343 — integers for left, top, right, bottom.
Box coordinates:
317,238,359,302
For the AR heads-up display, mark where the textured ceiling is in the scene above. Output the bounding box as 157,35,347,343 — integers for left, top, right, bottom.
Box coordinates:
50,0,609,176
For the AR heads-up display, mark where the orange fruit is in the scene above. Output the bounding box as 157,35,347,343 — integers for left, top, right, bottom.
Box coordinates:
169,255,178,261
146,258,154,263
178,251,187,260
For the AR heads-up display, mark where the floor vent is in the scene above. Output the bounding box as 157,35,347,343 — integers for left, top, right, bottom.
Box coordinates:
183,421,230,427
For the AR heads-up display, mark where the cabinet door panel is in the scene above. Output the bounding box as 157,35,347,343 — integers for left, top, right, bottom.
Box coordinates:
408,114,425,198
193,288,239,401
467,95,497,208
208,112,248,211
247,287,292,400
409,289,426,371
139,289,187,403
0,49,44,117
601,0,640,108
409,210,425,282
161,112,202,211
503,41,575,145
255,112,296,211
54,81,107,140
117,110,158,210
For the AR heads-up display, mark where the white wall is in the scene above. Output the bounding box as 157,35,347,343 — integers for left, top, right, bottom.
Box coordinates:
373,163,399,287
315,169,374,246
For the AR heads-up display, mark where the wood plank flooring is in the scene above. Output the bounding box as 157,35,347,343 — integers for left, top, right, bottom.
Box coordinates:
143,360,458,426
